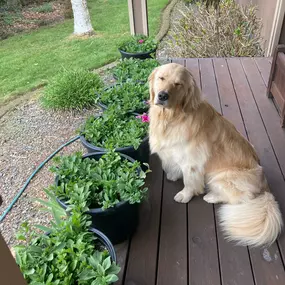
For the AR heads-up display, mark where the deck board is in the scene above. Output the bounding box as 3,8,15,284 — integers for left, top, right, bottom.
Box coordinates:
115,57,285,285
124,155,163,285
213,58,255,285
227,58,285,285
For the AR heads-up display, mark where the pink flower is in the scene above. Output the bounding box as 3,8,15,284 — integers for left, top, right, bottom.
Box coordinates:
136,113,149,123
138,39,144,44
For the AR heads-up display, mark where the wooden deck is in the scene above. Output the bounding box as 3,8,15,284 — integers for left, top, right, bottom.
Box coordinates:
115,57,285,285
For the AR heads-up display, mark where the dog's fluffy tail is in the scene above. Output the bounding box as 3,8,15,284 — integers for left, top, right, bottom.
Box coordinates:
218,192,283,247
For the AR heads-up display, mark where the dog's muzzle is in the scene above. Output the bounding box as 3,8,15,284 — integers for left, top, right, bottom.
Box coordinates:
155,91,169,106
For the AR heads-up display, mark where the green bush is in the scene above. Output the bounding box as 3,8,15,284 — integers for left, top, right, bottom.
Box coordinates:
112,58,160,83
81,109,149,150
50,151,149,210
31,2,53,13
119,35,157,53
98,82,149,113
41,69,103,110
167,0,263,57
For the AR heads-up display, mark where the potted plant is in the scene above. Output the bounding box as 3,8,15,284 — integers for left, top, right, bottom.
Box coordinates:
14,194,120,284
79,109,149,165
112,58,160,83
50,151,149,244
96,81,149,113
118,35,158,59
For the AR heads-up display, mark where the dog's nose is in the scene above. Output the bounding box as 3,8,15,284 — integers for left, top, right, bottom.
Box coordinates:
158,91,169,101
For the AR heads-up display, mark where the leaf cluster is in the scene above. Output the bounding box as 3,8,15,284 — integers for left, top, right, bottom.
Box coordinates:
50,151,149,210
81,109,148,150
98,81,149,113
14,191,120,285
119,35,157,53
112,58,160,83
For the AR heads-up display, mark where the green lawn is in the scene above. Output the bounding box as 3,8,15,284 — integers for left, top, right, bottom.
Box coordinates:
0,0,168,102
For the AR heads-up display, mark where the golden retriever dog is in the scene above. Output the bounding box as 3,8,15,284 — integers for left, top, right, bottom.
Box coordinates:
148,63,283,247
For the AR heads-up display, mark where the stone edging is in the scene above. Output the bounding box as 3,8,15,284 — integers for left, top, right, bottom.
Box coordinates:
155,0,180,42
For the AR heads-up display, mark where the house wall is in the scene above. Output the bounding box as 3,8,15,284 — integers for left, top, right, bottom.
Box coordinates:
236,0,278,53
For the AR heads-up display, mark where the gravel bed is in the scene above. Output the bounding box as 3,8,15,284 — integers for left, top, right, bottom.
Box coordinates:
0,95,101,247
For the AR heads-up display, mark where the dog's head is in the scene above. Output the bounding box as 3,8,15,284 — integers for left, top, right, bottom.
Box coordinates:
148,63,201,111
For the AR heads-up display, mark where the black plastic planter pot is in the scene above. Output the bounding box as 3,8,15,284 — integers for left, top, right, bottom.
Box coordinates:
80,134,149,167
89,227,117,262
118,48,157,60
56,152,140,245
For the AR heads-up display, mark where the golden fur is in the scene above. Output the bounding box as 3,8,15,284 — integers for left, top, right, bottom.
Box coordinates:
148,63,283,247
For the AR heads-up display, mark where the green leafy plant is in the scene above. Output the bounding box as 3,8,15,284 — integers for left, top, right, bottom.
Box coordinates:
41,69,103,110
81,109,149,150
50,151,149,210
98,82,149,113
31,3,54,13
112,58,160,83
119,35,157,53
14,190,120,285
167,0,263,57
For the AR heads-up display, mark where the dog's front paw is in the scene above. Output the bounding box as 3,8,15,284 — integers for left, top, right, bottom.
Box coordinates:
174,189,193,203
166,172,180,182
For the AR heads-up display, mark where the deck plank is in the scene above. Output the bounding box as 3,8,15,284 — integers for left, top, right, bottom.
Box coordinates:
115,241,129,285
156,178,188,285
241,57,285,262
124,155,164,285
185,58,221,285
212,58,255,285
254,57,272,87
227,57,285,285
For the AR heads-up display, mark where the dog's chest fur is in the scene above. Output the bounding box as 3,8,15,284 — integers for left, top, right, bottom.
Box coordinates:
149,107,189,154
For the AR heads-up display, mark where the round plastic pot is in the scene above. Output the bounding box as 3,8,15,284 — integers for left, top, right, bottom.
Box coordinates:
56,152,140,244
118,48,157,60
89,227,117,262
80,134,149,167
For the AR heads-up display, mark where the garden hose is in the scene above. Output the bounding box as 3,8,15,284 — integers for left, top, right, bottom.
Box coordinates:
0,135,80,223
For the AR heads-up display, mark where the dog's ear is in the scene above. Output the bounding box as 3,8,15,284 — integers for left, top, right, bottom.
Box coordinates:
183,76,201,111
148,67,158,104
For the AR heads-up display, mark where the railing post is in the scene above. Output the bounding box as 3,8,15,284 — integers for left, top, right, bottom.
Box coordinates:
128,0,149,36
0,194,27,284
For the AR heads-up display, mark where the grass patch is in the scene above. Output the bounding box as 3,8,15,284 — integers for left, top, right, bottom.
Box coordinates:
0,0,168,102
41,69,103,110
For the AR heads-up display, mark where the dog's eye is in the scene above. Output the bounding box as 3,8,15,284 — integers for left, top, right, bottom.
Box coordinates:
159,77,165,81
175,82,182,86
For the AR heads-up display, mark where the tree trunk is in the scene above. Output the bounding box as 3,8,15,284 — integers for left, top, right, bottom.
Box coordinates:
71,0,94,35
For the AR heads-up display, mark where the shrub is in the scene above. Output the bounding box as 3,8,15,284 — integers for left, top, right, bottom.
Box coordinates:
112,58,160,83
50,151,149,210
119,35,157,53
41,69,103,110
167,0,263,57
14,192,120,284
31,2,53,13
81,109,149,150
98,82,149,113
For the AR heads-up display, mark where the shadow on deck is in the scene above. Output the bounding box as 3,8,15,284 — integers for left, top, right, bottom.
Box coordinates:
116,57,285,285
